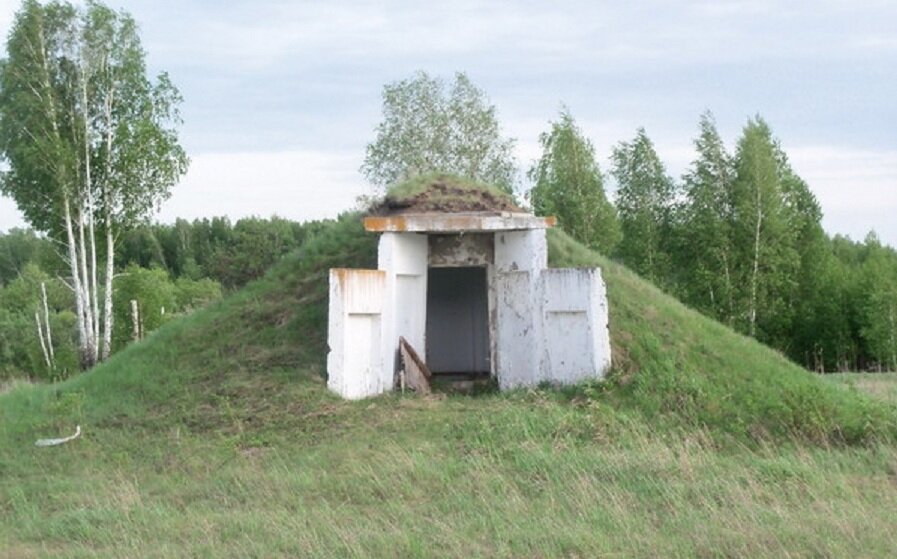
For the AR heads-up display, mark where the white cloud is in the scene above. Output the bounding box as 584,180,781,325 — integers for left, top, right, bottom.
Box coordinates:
0,195,24,230
156,150,368,224
789,146,897,243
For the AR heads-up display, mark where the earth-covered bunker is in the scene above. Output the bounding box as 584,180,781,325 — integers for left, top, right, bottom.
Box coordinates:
327,179,611,399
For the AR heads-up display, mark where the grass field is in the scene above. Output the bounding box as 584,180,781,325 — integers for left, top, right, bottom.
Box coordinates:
2,215,897,558
826,373,897,405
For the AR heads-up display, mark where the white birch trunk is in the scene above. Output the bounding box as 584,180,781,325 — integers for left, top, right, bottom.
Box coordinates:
130,299,140,342
102,223,114,359
749,186,763,338
35,312,51,371
81,62,100,365
100,74,116,361
76,205,96,365
88,190,100,360
64,196,91,369
41,281,54,364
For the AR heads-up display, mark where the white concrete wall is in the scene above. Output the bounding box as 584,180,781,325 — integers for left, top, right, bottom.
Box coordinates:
378,233,428,383
326,269,386,399
493,230,547,389
540,268,612,384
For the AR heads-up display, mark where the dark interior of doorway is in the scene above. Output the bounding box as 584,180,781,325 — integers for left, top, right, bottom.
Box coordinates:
426,266,490,380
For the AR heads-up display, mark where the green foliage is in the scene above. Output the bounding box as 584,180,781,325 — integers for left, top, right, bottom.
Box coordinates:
0,0,77,234
173,277,222,311
115,216,324,289
665,114,882,371
612,128,676,284
0,0,187,235
112,265,177,348
205,217,304,289
111,264,222,351
0,263,78,380
529,108,620,254
361,71,517,193
82,2,189,228
674,112,737,323
0,228,62,286
857,235,897,370
729,117,801,341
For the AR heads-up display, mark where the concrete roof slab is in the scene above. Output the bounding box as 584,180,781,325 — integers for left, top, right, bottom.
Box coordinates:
364,212,556,233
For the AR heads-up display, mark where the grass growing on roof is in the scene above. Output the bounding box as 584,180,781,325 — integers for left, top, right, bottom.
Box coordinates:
376,172,521,213
386,172,510,200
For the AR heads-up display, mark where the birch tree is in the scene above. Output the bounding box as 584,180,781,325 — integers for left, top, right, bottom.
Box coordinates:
731,117,797,341
677,112,736,323
361,71,517,193
0,0,187,368
859,234,897,371
612,128,676,285
529,108,621,255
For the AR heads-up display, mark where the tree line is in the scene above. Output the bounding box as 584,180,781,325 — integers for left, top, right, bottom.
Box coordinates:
0,217,326,380
361,72,897,373
530,111,897,372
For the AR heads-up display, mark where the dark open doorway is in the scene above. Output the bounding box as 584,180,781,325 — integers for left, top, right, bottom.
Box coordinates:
426,267,490,375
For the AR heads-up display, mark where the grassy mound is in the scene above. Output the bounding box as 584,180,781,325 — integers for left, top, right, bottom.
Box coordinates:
2,214,895,447
2,213,897,557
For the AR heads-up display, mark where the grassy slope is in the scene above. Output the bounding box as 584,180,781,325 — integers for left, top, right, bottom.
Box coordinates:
547,229,897,444
2,215,897,558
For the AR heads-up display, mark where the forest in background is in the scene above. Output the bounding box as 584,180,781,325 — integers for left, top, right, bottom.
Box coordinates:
0,217,328,380
527,112,897,374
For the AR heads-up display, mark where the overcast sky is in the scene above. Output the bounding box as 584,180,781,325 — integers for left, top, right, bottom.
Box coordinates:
0,0,895,246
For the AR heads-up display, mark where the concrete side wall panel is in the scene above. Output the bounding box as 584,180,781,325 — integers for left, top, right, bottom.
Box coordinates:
494,229,547,389
378,233,428,382
494,270,540,389
540,268,612,384
327,269,386,399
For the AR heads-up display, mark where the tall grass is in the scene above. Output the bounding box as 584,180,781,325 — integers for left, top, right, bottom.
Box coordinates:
3,394,897,558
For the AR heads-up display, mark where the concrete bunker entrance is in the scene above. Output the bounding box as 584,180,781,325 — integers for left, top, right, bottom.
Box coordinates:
425,266,490,377
328,209,612,399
